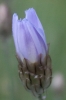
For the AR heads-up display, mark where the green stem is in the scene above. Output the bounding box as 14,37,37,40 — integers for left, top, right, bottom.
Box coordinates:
38,94,46,100
38,95,43,100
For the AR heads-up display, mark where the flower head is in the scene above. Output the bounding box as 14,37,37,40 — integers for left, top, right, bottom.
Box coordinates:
12,8,52,98
12,8,48,63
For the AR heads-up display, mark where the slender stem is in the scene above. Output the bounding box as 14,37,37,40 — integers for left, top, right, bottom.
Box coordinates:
38,95,43,100
38,94,46,100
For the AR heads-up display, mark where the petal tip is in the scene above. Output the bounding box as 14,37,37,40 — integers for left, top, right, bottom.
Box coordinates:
12,13,18,20
25,8,35,15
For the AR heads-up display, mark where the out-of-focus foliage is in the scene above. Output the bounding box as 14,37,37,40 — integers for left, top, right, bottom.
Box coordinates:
0,0,66,100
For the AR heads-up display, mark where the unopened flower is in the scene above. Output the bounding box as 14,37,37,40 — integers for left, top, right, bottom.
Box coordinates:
12,8,52,97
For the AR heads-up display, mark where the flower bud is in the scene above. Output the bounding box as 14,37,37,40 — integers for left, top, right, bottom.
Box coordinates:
12,8,52,97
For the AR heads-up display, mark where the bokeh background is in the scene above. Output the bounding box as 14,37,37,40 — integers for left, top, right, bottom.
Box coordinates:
0,0,66,100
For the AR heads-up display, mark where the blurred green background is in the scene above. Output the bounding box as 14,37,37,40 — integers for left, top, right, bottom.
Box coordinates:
0,0,66,100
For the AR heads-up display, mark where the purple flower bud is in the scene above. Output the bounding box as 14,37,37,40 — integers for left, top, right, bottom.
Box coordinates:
12,8,48,63
12,8,52,98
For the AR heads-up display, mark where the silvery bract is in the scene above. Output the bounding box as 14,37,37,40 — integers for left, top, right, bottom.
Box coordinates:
12,8,52,97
